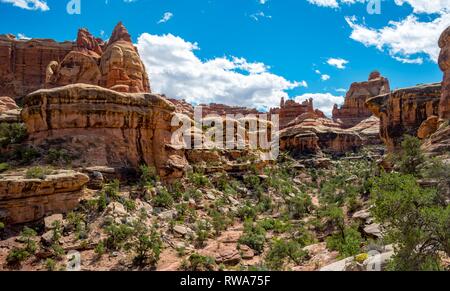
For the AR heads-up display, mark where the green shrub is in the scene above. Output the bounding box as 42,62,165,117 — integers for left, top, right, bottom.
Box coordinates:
238,219,266,254
237,202,257,221
371,171,450,270
7,227,37,265
12,146,40,164
189,172,210,187
46,148,72,165
45,258,57,271
140,165,159,187
25,166,53,179
398,135,425,176
0,123,27,148
182,253,216,271
152,187,174,208
132,216,162,267
326,225,362,258
287,193,313,219
95,241,106,258
0,163,9,173
194,220,210,248
104,222,134,251
265,239,308,270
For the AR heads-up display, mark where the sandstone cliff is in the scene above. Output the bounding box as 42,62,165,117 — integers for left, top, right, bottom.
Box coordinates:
0,34,74,98
366,83,441,151
439,26,450,121
280,112,362,156
333,71,390,129
21,84,187,180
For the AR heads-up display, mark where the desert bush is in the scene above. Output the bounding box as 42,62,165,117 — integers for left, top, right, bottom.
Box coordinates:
46,148,72,165
25,166,53,179
131,214,162,267
189,172,210,187
265,239,308,270
152,187,174,208
11,146,40,164
181,253,216,271
0,123,27,148
209,209,232,236
371,172,450,271
7,227,37,265
104,222,134,251
139,165,159,187
286,193,313,219
0,162,9,173
238,219,266,254
95,241,106,258
194,220,211,248
45,258,57,271
326,225,362,258
398,135,425,176
236,202,257,221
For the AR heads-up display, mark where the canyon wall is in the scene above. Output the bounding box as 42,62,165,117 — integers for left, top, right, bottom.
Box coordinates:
333,71,390,129
0,34,74,98
366,83,442,151
21,84,187,180
270,97,324,129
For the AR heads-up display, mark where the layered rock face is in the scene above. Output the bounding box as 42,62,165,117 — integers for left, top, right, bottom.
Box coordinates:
21,84,187,179
333,71,390,128
439,26,450,121
366,83,441,151
47,22,151,94
270,97,324,129
0,170,88,224
0,34,74,98
0,96,20,123
280,112,362,155
100,22,151,93
199,103,260,117
349,115,382,145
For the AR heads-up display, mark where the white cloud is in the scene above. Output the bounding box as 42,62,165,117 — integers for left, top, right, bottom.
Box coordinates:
250,11,272,21
0,0,49,11
295,93,344,116
321,74,331,81
158,12,174,24
345,13,450,63
393,0,450,14
327,57,349,69
136,33,306,111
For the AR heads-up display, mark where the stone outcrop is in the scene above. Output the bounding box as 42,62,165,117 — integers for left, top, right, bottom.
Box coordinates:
366,83,441,151
0,170,89,224
21,84,188,179
349,115,381,145
280,112,362,155
0,34,74,99
100,22,151,93
439,26,450,121
333,71,390,128
47,22,150,94
270,98,323,129
0,96,20,123
199,103,260,117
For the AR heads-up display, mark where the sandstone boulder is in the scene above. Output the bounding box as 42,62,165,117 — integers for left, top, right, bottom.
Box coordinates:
0,96,20,123
0,170,88,224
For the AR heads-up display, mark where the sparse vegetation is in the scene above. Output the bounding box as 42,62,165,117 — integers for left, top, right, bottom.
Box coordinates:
25,166,53,179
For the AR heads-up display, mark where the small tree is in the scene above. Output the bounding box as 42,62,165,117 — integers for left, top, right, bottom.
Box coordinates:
398,135,425,176
371,172,450,270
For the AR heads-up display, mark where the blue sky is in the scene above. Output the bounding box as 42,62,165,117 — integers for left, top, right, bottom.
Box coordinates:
0,0,449,114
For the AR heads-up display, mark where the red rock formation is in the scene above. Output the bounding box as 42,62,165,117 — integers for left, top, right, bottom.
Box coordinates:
76,28,103,56
270,97,317,129
0,170,89,224
21,84,187,180
100,22,151,93
333,71,390,128
199,103,260,117
366,83,441,151
280,112,362,155
0,34,74,98
349,115,381,145
439,26,450,121
0,96,20,123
